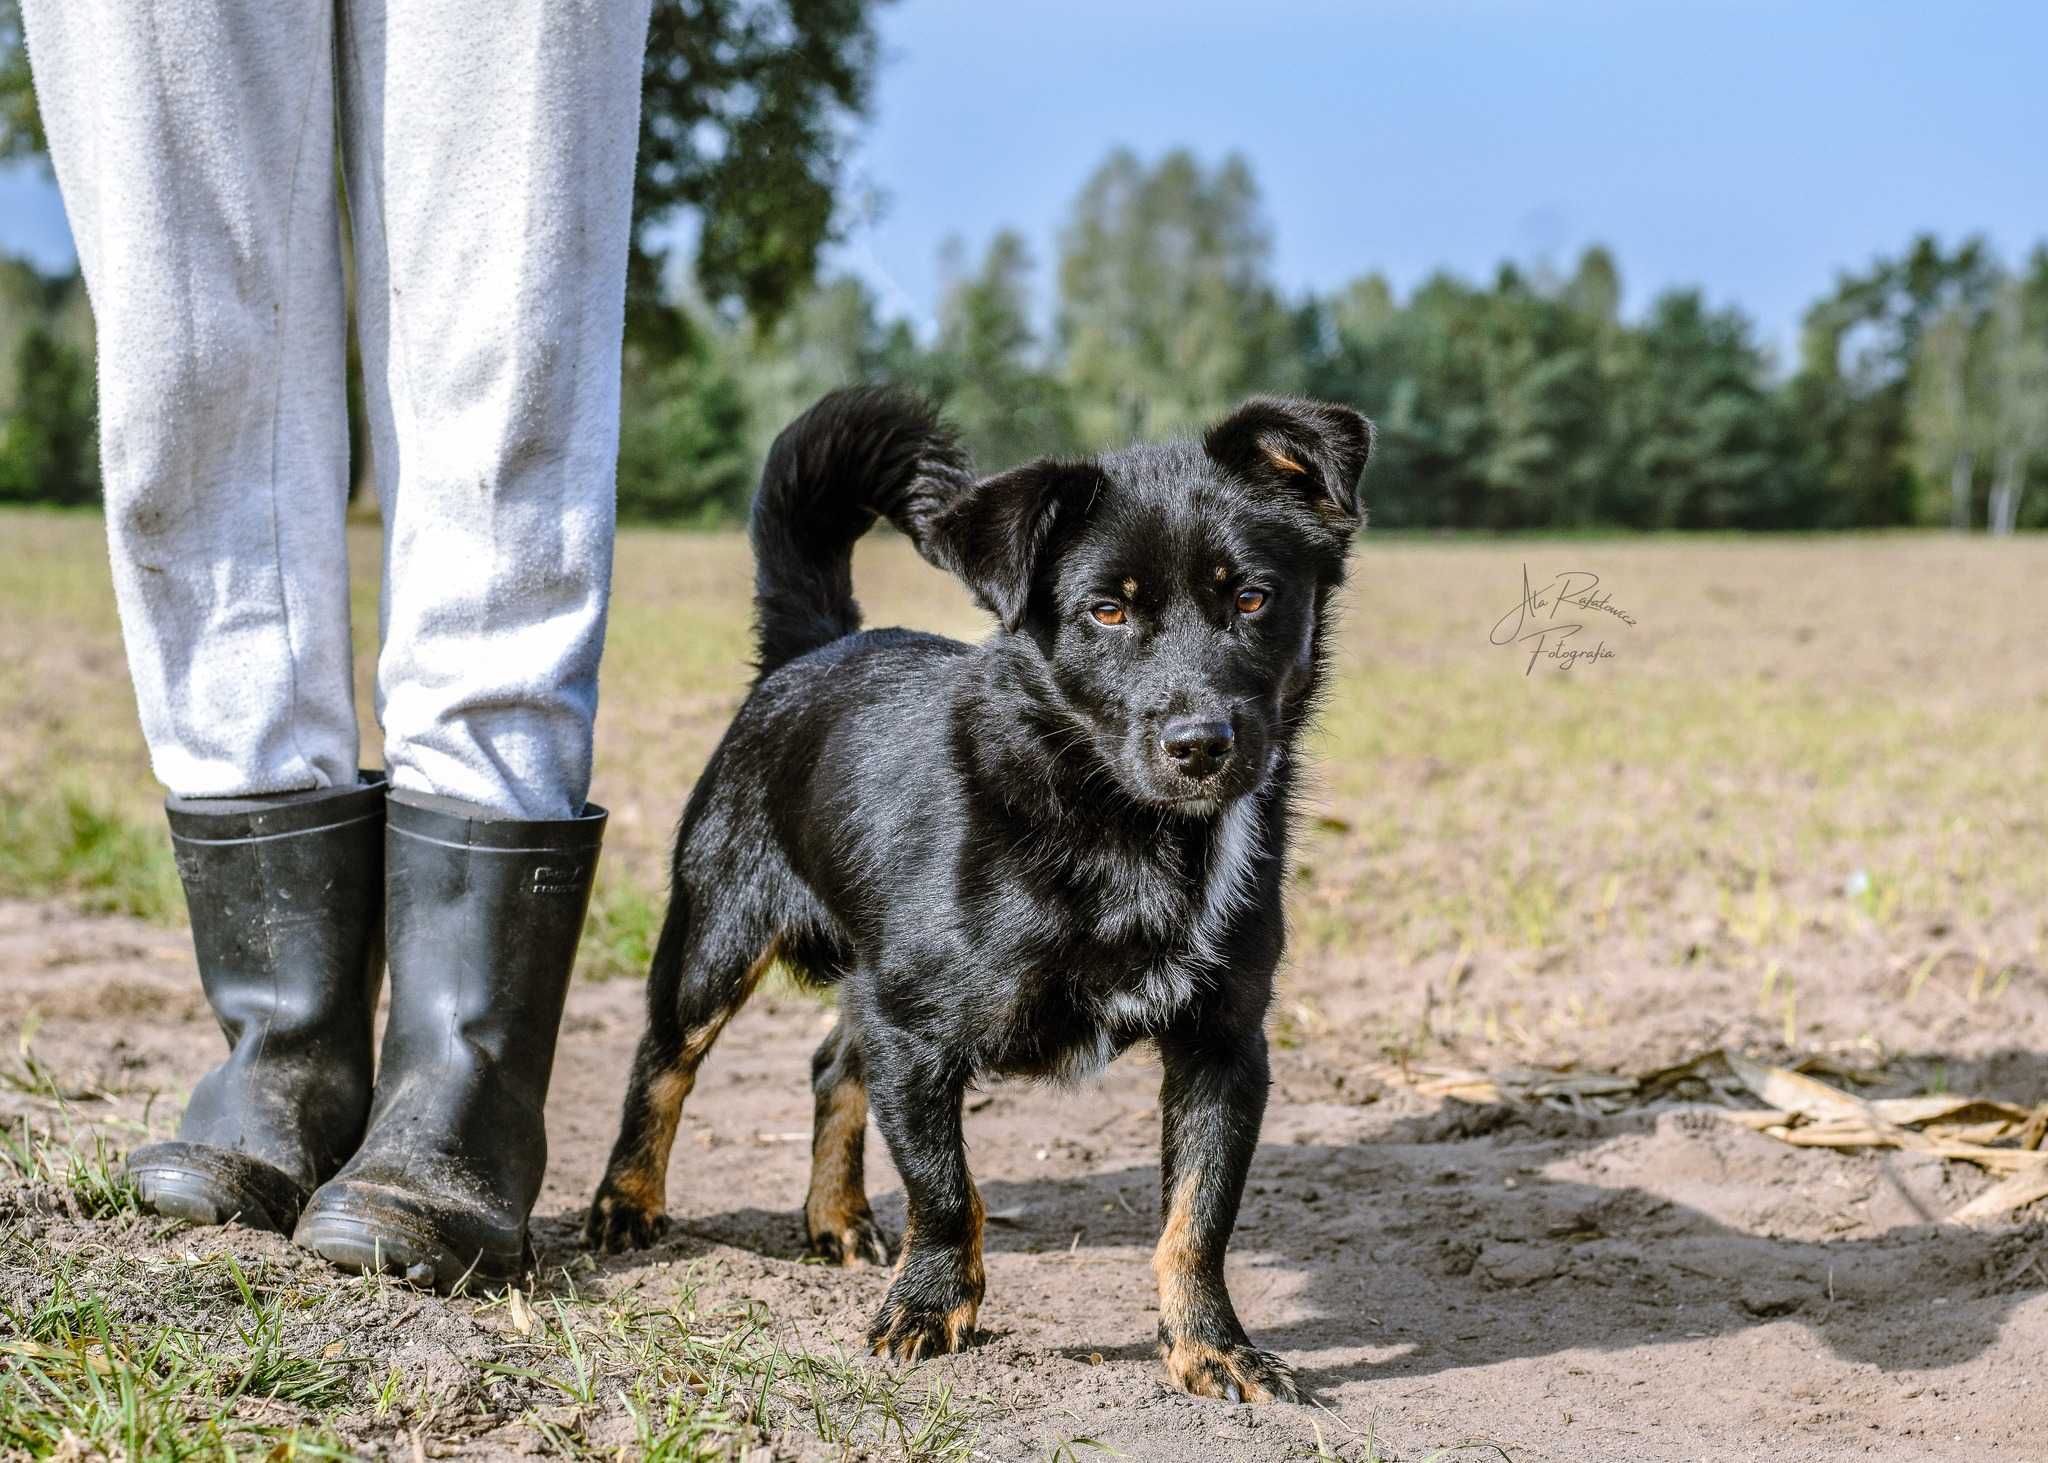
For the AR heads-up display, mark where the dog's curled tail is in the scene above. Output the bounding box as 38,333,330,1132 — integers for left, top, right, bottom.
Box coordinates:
747,386,972,679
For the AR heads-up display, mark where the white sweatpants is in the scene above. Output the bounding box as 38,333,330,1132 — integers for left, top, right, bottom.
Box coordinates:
22,0,652,818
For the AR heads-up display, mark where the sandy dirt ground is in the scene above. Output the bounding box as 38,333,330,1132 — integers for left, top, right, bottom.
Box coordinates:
5,895,2044,1462
7,528,2047,1459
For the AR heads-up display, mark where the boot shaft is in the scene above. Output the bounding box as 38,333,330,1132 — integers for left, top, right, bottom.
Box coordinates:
169,776,388,1051
380,792,606,1101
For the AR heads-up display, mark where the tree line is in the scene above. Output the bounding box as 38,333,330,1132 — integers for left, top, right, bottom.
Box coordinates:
1,0,2042,531
613,149,2043,533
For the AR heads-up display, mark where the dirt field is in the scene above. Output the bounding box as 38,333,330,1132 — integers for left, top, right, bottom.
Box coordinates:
4,513,2046,1460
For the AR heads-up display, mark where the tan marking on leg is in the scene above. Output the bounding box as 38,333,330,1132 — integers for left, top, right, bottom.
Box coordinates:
679,938,780,1068
804,1071,877,1262
964,1178,986,1285
947,1178,986,1345
1152,1170,1298,1402
1153,1171,1204,1335
873,1177,984,1356
942,1299,979,1350
605,1066,694,1214
604,940,780,1217
891,1178,983,1283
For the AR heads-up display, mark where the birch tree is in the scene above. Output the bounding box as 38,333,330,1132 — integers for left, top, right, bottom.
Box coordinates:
1984,281,2048,536
1907,307,1985,528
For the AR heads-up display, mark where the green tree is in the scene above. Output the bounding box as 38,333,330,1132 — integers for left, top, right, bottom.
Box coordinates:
735,274,900,466
1789,235,2000,527
1308,271,1479,528
1981,275,2048,535
1561,244,1622,328
925,231,1075,469
0,321,96,504
615,323,753,523
0,253,95,505
631,0,892,341
1906,305,1990,528
0,0,43,162
1612,290,1798,529
1056,148,1294,449
1469,268,1610,529
2013,248,2048,530
1308,266,1614,529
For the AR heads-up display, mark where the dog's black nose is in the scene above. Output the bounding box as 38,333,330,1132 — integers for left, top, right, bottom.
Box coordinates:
1160,717,1235,781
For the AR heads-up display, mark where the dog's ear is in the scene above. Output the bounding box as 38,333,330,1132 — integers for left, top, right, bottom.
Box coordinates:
919,461,1098,632
1204,397,1373,528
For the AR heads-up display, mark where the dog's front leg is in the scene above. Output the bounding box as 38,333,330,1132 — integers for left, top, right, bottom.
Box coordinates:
1153,1025,1299,1403
864,1031,984,1361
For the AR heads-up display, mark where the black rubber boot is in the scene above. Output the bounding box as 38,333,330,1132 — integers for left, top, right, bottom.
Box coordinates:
127,774,387,1233
292,790,605,1288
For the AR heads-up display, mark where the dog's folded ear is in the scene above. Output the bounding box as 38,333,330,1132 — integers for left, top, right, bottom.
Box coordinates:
920,462,1100,632
1204,397,1373,529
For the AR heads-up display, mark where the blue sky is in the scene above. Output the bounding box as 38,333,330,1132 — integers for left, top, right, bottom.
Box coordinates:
5,1,2043,359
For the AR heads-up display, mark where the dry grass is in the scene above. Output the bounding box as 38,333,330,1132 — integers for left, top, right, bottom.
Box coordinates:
6,511,2044,1042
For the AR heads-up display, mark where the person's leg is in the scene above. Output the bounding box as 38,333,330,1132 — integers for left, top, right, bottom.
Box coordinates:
20,0,360,797
295,0,651,1284
22,1,385,1234
338,0,651,821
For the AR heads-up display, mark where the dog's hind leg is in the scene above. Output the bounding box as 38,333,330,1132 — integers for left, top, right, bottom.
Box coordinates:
804,1016,890,1266
585,905,778,1253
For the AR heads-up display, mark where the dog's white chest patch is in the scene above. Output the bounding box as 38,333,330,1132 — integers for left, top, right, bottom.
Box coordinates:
1200,794,1263,930
1181,791,1264,967
1089,792,1266,1034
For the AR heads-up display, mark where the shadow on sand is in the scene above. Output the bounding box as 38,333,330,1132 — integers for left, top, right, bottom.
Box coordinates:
537,1046,2048,1395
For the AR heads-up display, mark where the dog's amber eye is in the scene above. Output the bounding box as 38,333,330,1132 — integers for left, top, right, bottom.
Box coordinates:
1234,587,1269,615
1090,602,1127,626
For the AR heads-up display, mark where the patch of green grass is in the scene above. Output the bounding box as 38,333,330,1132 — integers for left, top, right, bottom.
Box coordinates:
486,1263,980,1458
0,1094,980,1458
0,787,183,924
1,1043,145,1221
0,1254,359,1461
577,871,666,983
0,1221,991,1450
0,1117,140,1221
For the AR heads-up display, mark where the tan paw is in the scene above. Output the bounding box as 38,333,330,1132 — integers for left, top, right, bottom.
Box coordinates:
584,1189,666,1253
867,1296,979,1362
807,1208,892,1267
1161,1337,1301,1404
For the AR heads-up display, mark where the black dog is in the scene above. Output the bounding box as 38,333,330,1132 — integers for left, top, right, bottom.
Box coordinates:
587,386,1370,1403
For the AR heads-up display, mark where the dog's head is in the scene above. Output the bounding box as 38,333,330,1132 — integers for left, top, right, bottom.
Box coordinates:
923,397,1371,814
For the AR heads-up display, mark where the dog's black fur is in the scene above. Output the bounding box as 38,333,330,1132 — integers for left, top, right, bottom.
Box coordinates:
587,386,1371,1403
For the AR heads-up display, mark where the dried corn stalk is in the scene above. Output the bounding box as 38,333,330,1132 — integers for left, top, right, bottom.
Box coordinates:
1365,1049,2048,1221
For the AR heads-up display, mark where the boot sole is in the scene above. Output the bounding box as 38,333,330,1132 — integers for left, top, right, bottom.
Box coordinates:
293,1205,524,1292
128,1142,308,1234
